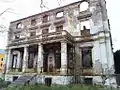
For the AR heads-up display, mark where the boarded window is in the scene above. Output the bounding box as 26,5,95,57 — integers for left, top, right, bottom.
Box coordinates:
80,1,89,12
56,11,64,18
42,29,49,34
82,47,93,68
56,25,63,32
31,19,36,26
42,15,49,23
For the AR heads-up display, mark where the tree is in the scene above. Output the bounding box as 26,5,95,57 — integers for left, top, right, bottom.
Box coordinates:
114,50,120,85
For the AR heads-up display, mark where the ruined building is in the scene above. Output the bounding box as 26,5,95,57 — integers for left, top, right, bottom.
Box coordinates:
5,0,115,85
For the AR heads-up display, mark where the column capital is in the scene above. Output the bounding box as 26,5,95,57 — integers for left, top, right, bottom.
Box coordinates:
24,45,29,48
60,40,67,44
38,43,43,46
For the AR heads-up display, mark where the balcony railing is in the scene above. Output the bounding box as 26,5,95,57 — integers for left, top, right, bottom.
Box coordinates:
8,30,74,46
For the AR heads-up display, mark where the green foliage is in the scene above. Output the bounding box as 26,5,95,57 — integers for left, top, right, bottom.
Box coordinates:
0,78,11,89
5,84,116,90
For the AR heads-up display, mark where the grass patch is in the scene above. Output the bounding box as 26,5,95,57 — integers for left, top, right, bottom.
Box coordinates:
5,84,116,90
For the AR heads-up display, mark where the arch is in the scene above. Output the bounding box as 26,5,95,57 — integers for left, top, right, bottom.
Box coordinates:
80,1,89,12
81,20,90,30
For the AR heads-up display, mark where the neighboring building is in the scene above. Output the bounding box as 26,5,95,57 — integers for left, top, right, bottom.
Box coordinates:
0,49,5,73
5,0,115,85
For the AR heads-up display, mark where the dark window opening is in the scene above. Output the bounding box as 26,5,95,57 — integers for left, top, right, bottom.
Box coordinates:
56,11,64,18
1,58,3,61
56,25,63,32
28,53,34,68
13,76,18,81
42,29,48,34
15,34,20,39
84,78,93,85
45,78,52,87
31,19,36,26
82,47,93,68
1,64,2,67
42,15,49,23
30,32,36,36
55,54,61,69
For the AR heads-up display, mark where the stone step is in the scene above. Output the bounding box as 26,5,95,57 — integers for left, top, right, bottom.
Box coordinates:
10,75,36,86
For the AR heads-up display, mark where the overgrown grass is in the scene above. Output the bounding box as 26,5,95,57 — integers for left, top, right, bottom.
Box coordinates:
0,78,11,89
5,84,117,90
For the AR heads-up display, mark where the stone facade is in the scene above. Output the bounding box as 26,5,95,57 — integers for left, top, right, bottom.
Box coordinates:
5,0,115,85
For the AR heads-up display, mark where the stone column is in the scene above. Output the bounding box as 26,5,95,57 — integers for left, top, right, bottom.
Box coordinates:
22,46,28,72
6,49,11,73
61,41,67,75
37,43,43,74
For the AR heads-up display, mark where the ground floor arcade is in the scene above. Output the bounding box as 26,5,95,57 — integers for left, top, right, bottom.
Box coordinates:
6,42,74,75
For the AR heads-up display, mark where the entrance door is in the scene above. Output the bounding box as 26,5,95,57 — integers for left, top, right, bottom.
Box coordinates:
12,54,17,69
48,51,55,72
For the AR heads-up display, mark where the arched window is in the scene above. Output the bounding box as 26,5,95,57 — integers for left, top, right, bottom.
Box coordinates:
16,22,23,29
80,1,89,12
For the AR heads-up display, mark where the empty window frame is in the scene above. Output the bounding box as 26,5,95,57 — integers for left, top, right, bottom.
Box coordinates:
42,15,49,23
14,34,20,39
81,20,90,30
56,25,63,32
31,19,36,26
82,47,93,68
56,11,64,18
80,1,89,12
16,22,22,29
1,58,3,61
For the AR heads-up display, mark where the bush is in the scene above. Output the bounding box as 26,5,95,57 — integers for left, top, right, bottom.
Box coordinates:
5,84,116,90
0,78,11,89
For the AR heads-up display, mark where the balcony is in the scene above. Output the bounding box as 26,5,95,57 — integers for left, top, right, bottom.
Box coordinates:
8,30,74,46
81,29,90,36
78,10,92,20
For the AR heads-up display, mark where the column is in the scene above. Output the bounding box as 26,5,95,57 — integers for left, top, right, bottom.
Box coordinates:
61,41,67,75
37,43,43,74
6,49,11,73
22,46,28,72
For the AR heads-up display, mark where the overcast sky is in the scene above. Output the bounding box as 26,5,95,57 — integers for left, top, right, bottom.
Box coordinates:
0,0,119,52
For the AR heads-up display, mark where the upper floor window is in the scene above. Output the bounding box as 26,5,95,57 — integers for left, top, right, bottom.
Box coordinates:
16,22,22,29
42,15,49,23
1,58,3,61
31,19,36,26
14,34,20,39
56,11,64,18
56,25,63,32
80,1,89,12
30,31,36,36
82,47,93,68
42,29,49,34
81,20,90,30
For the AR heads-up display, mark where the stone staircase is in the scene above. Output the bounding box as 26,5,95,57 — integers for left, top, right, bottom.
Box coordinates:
10,75,37,86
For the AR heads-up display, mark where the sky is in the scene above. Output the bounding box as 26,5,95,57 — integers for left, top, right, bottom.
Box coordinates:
0,0,119,52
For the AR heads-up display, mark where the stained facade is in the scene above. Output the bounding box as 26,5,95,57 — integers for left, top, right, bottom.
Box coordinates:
5,0,115,85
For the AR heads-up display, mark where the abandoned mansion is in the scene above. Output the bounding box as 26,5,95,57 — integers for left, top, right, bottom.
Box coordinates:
5,0,115,85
